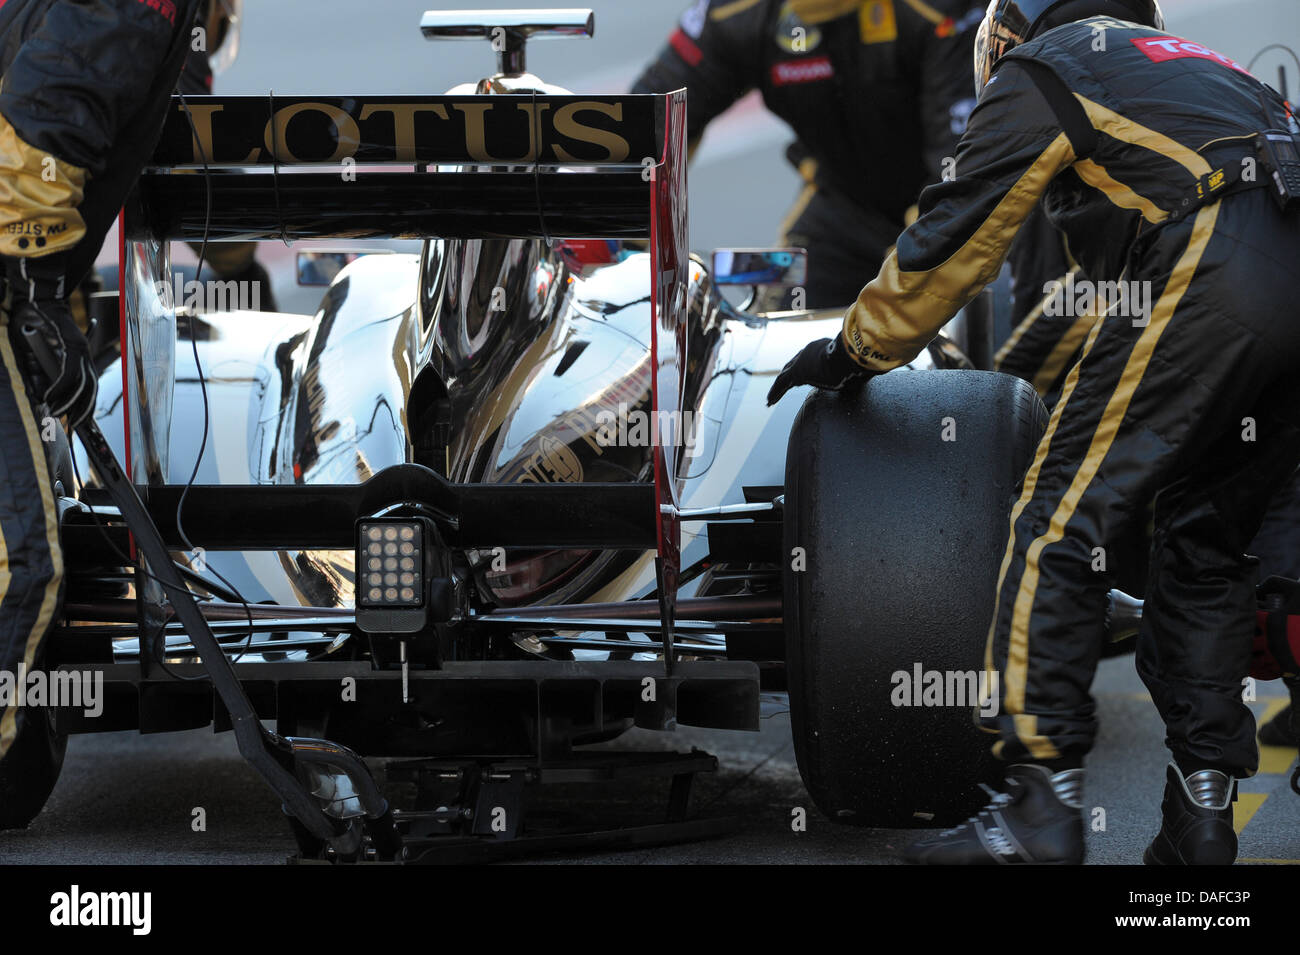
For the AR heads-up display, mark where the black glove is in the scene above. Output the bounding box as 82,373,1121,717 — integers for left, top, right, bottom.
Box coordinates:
5,255,97,428
13,299,97,428
766,334,873,406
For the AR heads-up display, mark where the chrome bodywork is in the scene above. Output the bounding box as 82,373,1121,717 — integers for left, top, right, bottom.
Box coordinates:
88,241,964,661
82,31,971,665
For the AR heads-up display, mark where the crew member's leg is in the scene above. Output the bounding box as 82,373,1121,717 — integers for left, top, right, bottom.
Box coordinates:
776,183,897,310
1135,193,1300,863
998,206,1087,403
1138,383,1300,781
1248,463,1300,745
995,265,1098,405
909,198,1300,863
984,203,1292,768
0,308,65,829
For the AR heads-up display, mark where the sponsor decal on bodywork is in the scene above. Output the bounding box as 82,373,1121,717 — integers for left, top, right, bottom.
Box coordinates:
159,95,657,166
520,435,584,484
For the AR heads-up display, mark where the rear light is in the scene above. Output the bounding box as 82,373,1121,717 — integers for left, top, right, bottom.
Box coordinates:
358,521,424,608
356,518,439,635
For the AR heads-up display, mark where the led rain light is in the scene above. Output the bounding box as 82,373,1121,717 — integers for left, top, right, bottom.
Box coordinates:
357,520,424,608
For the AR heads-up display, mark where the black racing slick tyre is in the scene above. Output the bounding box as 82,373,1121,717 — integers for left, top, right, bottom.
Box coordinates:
0,691,66,830
783,370,1048,827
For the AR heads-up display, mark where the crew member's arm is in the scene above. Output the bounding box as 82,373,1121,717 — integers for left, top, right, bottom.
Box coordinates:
631,0,762,152
0,0,193,273
841,59,1077,373
1,0,198,425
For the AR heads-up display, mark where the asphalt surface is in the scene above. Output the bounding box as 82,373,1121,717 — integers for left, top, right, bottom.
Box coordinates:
1,658,1295,865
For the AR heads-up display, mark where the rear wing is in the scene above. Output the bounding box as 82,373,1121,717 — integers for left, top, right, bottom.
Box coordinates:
116,89,689,663
130,93,675,241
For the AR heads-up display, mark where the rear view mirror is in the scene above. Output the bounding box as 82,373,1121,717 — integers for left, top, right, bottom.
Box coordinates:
296,251,360,287
711,248,807,287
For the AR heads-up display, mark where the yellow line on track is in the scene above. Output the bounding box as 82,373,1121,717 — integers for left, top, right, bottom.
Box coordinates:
1259,744,1297,776
1234,793,1268,835
1238,859,1300,864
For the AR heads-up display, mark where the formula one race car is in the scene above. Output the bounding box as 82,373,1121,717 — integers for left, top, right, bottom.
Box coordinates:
17,9,1057,860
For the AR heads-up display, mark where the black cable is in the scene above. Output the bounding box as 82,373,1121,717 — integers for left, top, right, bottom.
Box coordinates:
268,88,287,244
53,88,243,682
64,91,329,678
65,451,239,604
530,87,552,249
64,454,339,667
66,448,229,682
138,89,256,675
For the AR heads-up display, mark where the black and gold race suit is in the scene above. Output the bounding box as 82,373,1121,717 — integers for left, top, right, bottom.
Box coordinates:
0,0,199,822
633,0,982,307
840,15,1300,777
995,207,1080,403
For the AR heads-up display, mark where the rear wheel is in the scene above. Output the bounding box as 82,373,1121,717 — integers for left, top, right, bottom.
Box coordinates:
0,651,67,829
783,370,1047,827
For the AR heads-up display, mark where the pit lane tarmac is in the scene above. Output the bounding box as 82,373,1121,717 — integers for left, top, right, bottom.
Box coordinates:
1,658,1296,865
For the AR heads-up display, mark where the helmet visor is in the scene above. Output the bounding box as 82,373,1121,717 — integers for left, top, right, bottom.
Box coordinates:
973,0,1029,96
973,4,995,95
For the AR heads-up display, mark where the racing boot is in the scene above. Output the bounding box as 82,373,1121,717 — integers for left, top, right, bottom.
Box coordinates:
903,763,1085,864
1143,763,1237,865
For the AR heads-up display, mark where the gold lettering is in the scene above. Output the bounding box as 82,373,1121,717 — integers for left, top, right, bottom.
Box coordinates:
358,103,451,161
455,103,550,163
182,103,260,164
551,102,630,162
263,102,362,164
